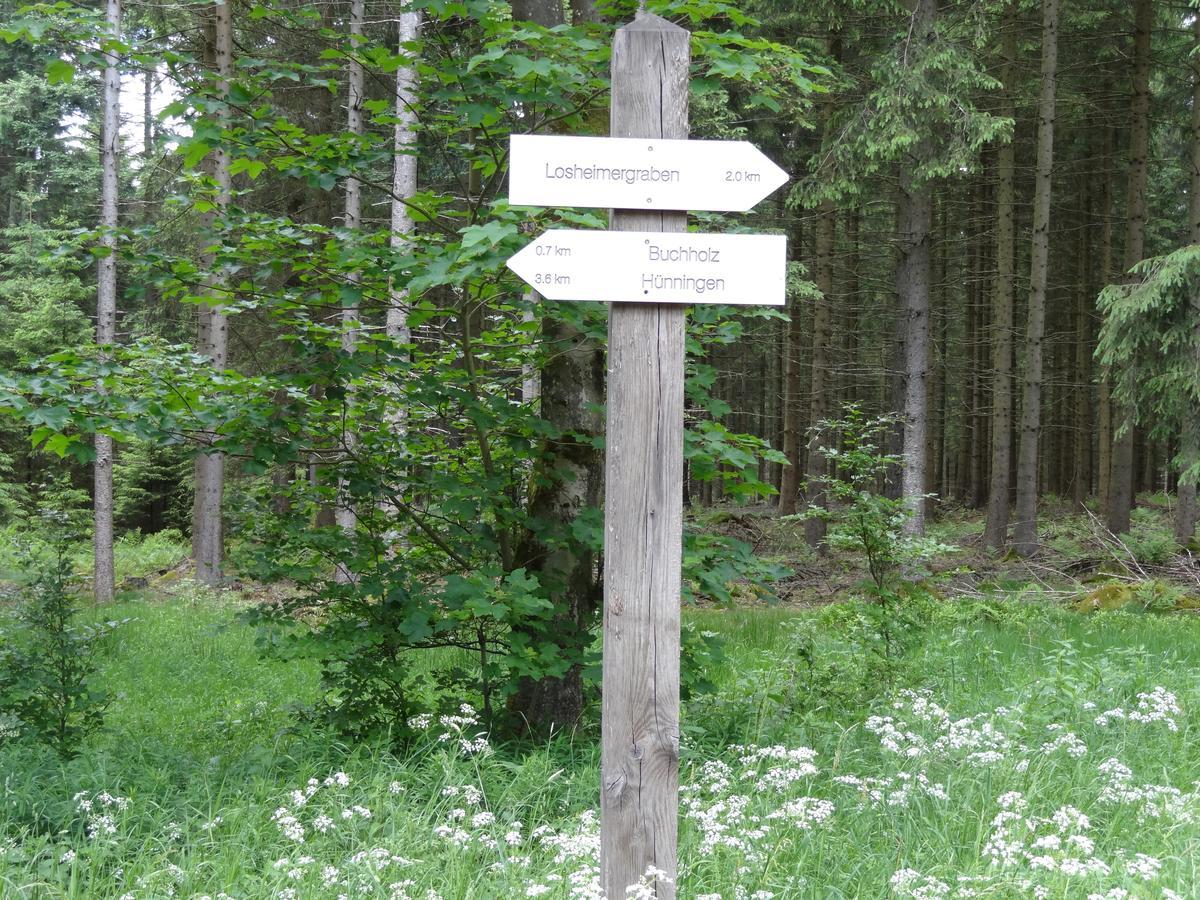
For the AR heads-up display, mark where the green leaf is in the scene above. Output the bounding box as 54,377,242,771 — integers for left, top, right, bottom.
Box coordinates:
181,139,212,169
45,59,74,84
229,158,267,180
460,221,517,250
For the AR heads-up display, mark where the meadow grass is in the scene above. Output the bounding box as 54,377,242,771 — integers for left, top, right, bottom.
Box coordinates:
3,587,1200,898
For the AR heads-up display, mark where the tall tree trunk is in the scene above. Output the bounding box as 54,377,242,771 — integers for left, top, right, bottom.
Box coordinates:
804,39,839,547
143,66,153,158
511,0,563,25
950,182,979,504
958,229,977,502
1176,13,1200,547
896,0,936,536
1073,173,1093,509
94,0,121,604
378,4,420,539
1107,0,1151,536
1097,123,1116,514
570,0,599,24
897,166,932,537
778,219,805,516
333,0,366,582
1012,0,1058,556
843,208,861,411
928,199,946,510
804,196,835,547
765,312,782,494
508,0,604,733
984,11,1017,550
387,9,419,369
192,1,232,587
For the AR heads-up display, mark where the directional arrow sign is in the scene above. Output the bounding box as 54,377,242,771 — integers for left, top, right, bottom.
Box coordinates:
506,230,786,306
509,135,789,212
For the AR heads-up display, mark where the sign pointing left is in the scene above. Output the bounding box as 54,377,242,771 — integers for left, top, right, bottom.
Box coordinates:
506,229,786,306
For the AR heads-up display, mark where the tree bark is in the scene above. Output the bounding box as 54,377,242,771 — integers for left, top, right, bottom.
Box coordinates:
1072,173,1093,509
1012,0,1058,556
570,0,599,24
506,0,603,735
143,65,153,159
928,199,946,509
1097,122,1115,514
333,0,366,582
1175,13,1200,547
777,219,805,516
192,1,232,587
1107,0,1151,536
896,0,936,536
94,0,121,604
805,196,834,547
984,11,1017,551
511,0,563,25
387,7,419,375
843,208,861,411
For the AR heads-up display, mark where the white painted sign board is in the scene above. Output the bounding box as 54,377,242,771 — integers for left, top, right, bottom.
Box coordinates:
506,230,786,306
509,134,789,212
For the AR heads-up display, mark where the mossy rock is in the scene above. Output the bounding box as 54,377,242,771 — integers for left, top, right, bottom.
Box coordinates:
1073,582,1134,612
1073,579,1200,613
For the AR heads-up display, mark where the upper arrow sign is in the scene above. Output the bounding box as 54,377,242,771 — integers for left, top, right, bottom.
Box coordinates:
509,135,789,213
506,230,786,306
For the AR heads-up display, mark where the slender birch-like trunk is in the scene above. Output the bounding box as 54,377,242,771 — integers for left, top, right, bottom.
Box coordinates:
192,1,232,586
334,0,366,583
387,8,419,368
1012,0,1058,556
380,3,420,538
804,194,834,547
94,0,121,603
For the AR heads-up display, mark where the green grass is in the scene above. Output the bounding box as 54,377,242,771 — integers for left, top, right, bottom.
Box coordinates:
4,589,1200,897
0,526,190,586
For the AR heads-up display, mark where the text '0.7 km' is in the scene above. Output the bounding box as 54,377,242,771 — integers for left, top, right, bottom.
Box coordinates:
505,230,786,306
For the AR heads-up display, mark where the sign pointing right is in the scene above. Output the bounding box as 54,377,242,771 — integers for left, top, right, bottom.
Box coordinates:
509,134,789,212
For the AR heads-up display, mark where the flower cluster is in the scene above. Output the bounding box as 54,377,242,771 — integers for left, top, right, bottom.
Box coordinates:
866,690,1013,764
1096,757,1200,824
1094,687,1182,732
74,790,130,841
270,771,364,844
833,771,948,809
433,705,492,756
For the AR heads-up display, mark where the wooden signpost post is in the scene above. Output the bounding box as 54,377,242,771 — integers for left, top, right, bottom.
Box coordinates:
505,12,787,897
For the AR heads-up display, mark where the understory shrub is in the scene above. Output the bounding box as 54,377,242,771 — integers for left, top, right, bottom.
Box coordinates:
0,520,124,757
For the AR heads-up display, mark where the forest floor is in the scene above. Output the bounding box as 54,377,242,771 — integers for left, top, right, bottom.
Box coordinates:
697,492,1200,613
2,500,1200,898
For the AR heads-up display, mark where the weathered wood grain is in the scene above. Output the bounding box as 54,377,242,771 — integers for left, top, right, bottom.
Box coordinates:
601,12,689,899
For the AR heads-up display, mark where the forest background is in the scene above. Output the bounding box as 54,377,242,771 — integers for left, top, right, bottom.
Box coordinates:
0,0,1199,739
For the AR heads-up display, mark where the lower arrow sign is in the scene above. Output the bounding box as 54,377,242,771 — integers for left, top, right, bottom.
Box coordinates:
506,230,786,306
